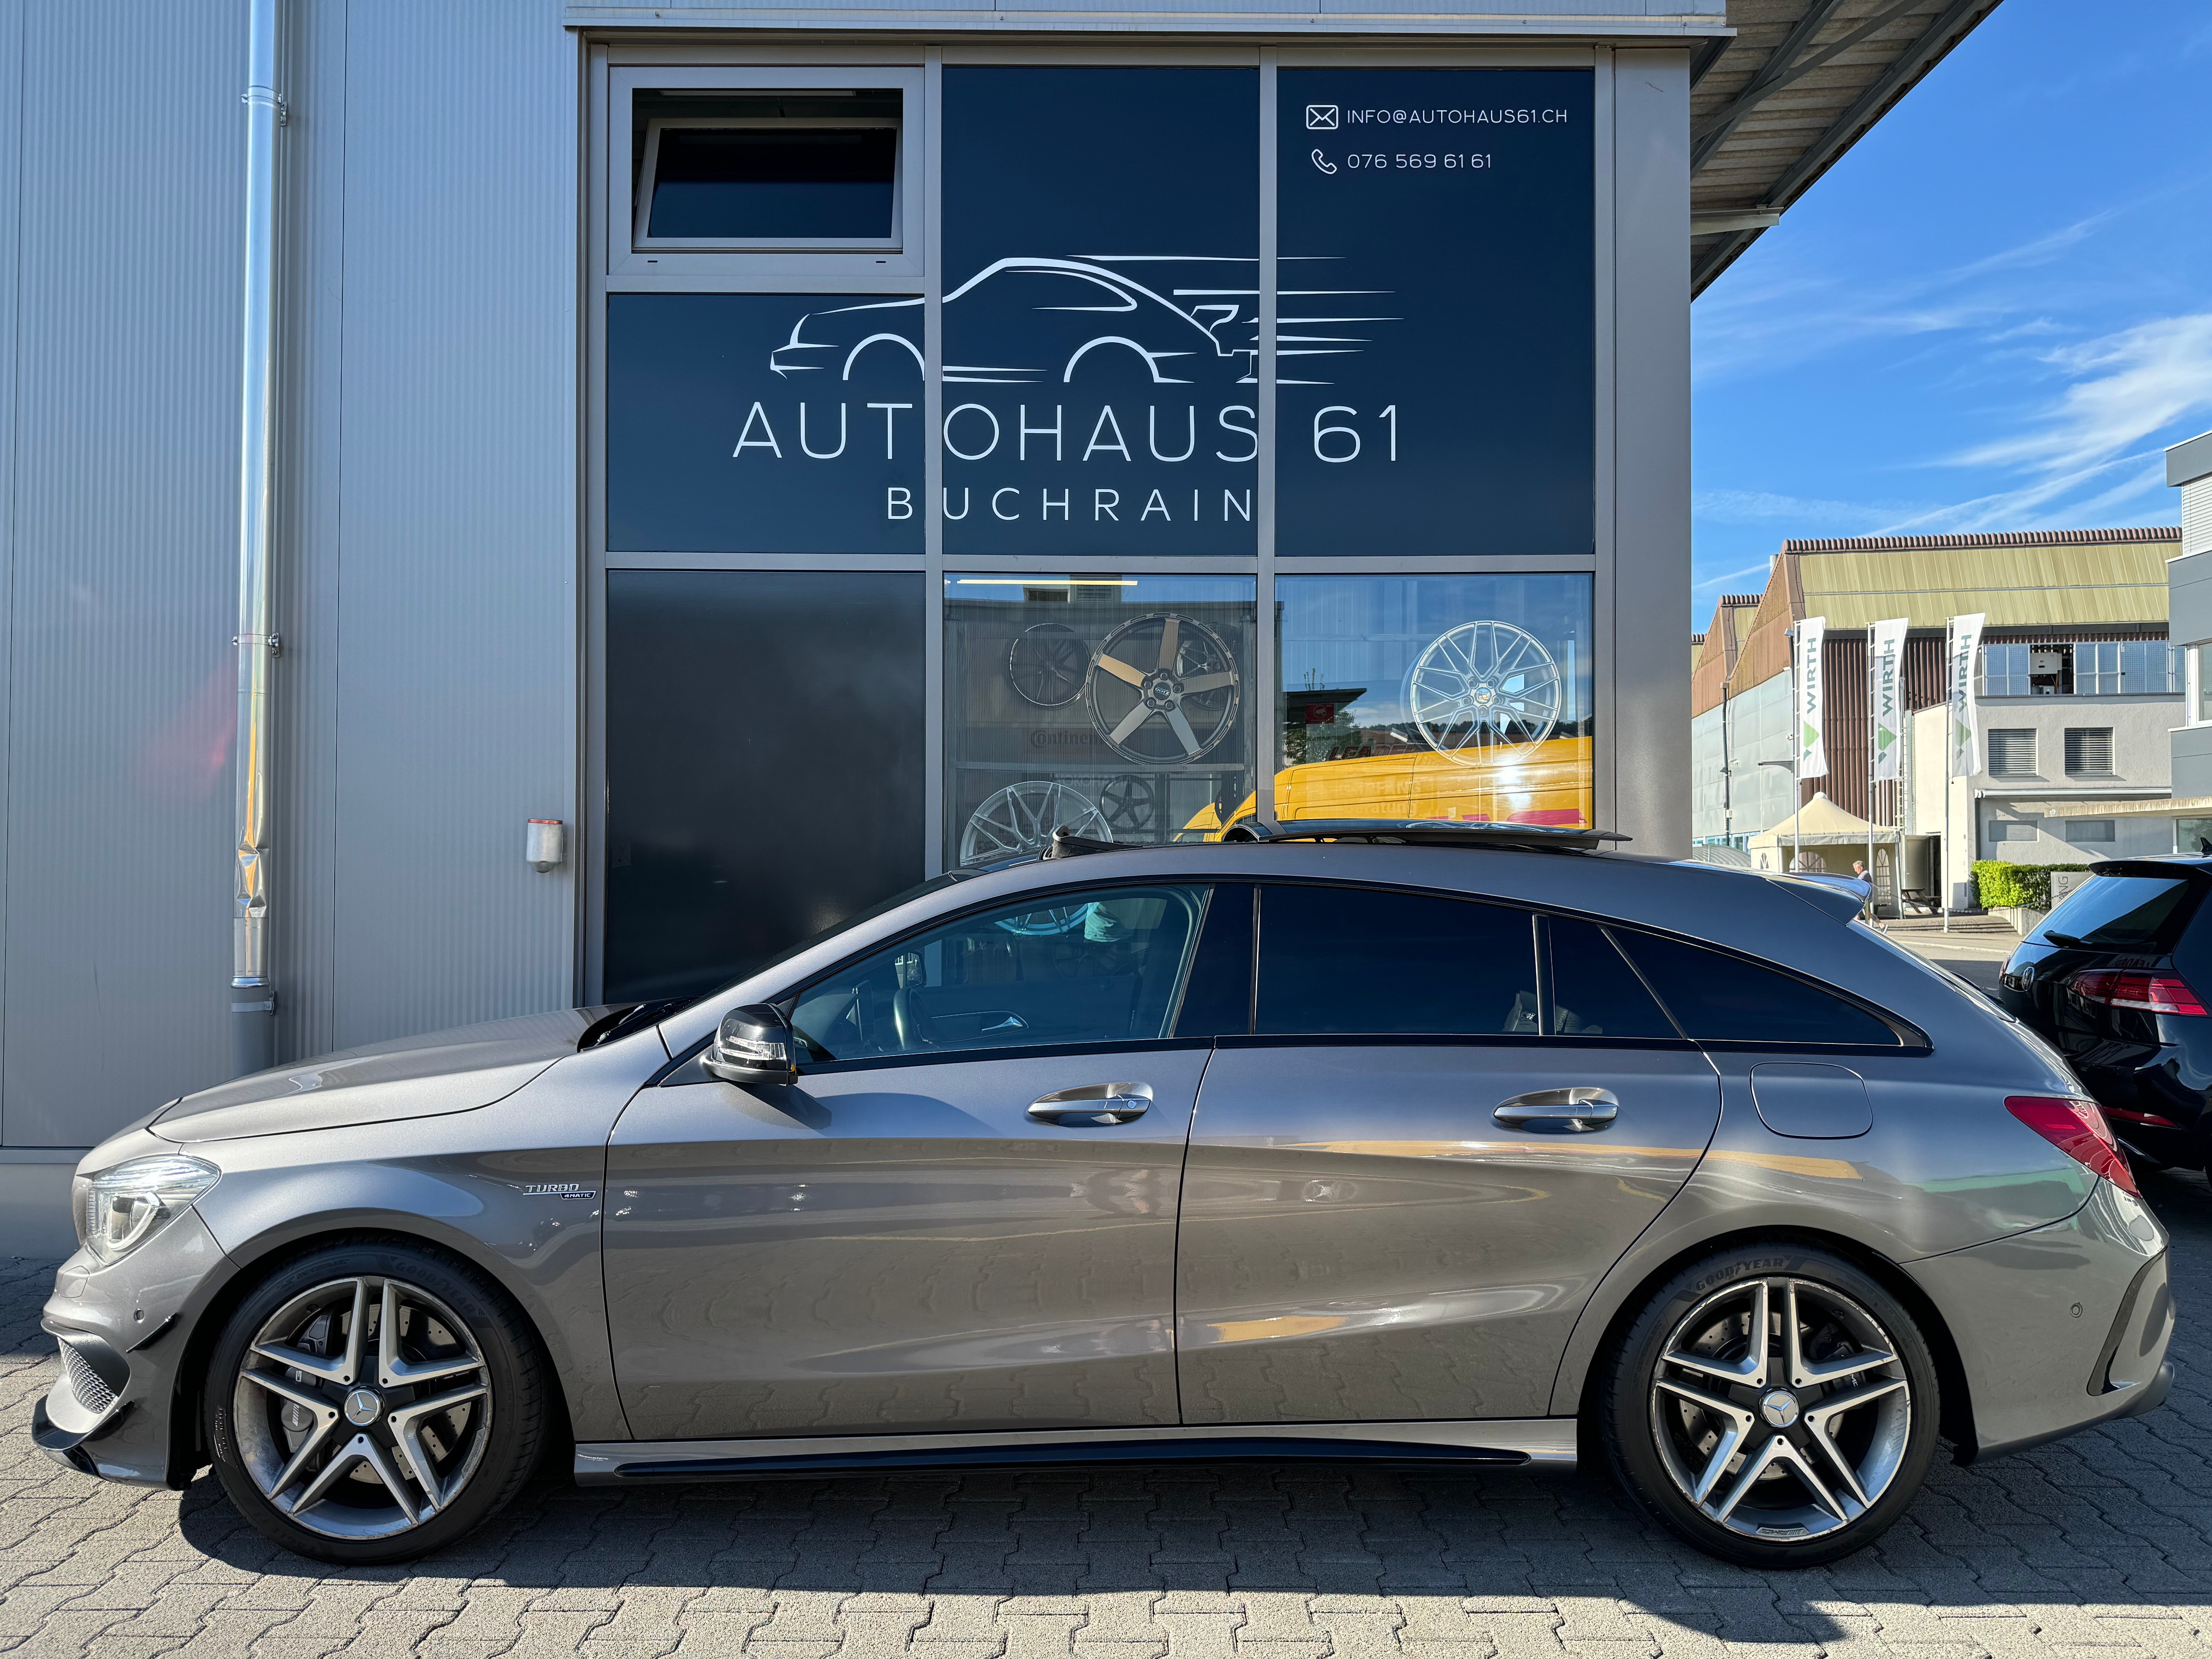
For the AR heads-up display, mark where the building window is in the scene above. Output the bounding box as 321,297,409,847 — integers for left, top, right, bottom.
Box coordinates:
2118,641,2181,695
2064,818,2116,844
632,88,905,247
944,575,1257,864
1274,575,1594,829
1986,728,2037,776
1987,818,2039,842
2075,642,2122,696
2064,727,2115,776
2178,815,2212,856
1981,644,2030,697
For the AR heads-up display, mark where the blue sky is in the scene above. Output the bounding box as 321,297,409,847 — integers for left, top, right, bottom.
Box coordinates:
1690,0,2212,623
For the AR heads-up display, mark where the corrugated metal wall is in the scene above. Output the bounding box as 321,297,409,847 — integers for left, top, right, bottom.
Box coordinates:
318,0,578,1050
0,2,245,1145
1,0,579,1149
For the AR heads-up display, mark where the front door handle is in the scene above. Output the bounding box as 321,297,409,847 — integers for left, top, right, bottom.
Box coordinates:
1494,1087,1619,1132
1029,1082,1152,1126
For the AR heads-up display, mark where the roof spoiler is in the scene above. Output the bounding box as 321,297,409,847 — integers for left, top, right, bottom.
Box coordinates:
1770,872,1872,922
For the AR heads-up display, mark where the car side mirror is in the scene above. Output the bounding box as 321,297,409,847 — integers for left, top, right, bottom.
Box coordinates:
701,1004,799,1086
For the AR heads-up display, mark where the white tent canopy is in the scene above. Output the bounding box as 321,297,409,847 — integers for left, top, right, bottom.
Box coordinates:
1748,790,1893,848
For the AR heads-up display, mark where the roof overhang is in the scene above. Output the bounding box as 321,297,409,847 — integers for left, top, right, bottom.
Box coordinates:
1692,0,2003,296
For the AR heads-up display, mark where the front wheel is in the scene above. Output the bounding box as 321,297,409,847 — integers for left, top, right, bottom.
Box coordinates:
1600,1244,1939,1568
205,1240,549,1565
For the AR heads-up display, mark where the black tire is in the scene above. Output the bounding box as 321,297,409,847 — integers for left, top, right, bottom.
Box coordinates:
205,1238,549,1565
1600,1242,1939,1569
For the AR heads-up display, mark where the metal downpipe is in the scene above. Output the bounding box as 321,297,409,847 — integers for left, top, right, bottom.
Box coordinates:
231,0,282,1076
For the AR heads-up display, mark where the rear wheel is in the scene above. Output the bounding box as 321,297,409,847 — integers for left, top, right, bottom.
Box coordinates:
1601,1244,1939,1568
205,1240,548,1565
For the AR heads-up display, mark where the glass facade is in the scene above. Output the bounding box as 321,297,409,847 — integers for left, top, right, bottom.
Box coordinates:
1274,575,1593,828
945,576,1257,861
596,58,1609,997
1980,640,2180,697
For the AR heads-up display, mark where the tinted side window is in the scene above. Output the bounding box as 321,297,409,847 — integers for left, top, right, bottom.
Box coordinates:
1544,917,1679,1039
1255,885,1538,1036
792,884,1206,1061
1175,885,1254,1038
1612,932,1898,1047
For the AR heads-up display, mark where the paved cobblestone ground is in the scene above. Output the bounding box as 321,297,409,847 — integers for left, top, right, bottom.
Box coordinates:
2,1171,2205,1659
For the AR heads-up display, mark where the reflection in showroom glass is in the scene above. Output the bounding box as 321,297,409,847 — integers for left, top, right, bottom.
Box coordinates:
1264,575,1592,829
945,576,1257,862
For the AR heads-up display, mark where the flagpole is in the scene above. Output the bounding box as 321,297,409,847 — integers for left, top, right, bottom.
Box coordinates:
1942,618,1953,935
1867,631,1876,918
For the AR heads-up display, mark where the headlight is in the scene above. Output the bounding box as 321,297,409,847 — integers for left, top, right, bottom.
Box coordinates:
72,1155,221,1266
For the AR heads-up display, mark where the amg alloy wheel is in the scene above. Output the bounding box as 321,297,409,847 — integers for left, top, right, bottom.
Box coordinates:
208,1242,546,1564
1604,1245,1938,1567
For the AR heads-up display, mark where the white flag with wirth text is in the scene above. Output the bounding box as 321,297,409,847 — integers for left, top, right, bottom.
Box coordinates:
1947,613,1985,780
1795,617,1828,781
1870,617,1908,783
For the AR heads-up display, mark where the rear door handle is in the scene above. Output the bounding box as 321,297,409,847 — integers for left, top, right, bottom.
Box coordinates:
1029,1082,1152,1126
1494,1087,1619,1132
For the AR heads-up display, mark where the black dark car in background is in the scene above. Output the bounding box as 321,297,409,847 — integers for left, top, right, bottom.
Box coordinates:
1999,857,2212,1171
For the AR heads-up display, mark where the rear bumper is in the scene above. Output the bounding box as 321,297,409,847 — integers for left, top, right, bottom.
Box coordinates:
1911,1185,2167,1468
1908,1180,2173,1462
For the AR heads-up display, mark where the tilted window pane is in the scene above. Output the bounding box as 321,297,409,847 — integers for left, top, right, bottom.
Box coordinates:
1254,884,1538,1036
945,576,1257,862
634,90,903,243
1611,933,1899,1047
1545,917,1678,1040
1273,574,1593,830
791,884,1209,1061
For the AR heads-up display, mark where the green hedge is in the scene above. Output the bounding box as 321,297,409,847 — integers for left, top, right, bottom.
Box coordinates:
1972,860,2091,911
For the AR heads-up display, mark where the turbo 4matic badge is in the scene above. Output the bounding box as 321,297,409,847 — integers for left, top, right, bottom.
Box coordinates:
517,1183,596,1200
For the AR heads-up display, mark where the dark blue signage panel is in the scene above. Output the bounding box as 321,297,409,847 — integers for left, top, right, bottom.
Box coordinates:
607,292,924,553
942,67,1259,556
1278,69,1594,558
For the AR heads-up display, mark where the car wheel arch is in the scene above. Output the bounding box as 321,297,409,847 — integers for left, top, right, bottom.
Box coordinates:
163,1223,575,1491
1553,1223,1977,1463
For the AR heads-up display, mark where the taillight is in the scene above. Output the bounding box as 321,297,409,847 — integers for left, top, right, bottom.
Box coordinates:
2006,1096,2140,1196
2066,969,2208,1016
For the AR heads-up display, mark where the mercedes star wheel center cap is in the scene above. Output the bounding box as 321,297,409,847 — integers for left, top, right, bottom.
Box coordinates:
343,1388,383,1427
1759,1388,1801,1429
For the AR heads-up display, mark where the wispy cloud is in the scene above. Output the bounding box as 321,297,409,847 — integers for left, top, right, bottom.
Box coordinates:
1692,559,1774,594
1692,207,2131,388
1694,489,1929,531
1949,312,2212,476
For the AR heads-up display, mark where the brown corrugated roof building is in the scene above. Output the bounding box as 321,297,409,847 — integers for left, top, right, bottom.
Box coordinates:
1691,528,2184,902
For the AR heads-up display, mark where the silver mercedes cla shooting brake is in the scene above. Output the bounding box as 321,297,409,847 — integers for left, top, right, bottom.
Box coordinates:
37,823,2174,1569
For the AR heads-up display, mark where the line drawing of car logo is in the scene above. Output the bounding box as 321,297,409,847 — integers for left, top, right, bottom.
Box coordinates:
1306,105,1338,130
766,254,1395,388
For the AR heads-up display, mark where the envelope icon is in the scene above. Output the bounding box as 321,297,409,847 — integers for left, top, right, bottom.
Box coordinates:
1305,104,1339,131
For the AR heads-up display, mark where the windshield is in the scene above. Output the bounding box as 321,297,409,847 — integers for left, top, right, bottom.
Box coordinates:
651,871,977,1021
2032,872,2198,951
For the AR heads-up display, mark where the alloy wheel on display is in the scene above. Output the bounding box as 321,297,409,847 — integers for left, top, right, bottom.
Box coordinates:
231,1276,493,1540
1649,1276,1912,1544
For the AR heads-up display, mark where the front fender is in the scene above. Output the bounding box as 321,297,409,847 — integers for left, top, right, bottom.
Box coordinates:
187,1035,664,1447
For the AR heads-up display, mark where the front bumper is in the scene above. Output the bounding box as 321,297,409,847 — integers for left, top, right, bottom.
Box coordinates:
1908,1178,2174,1462
37,1207,231,1487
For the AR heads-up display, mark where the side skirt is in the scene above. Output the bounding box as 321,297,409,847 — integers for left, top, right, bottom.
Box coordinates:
575,1418,1580,1483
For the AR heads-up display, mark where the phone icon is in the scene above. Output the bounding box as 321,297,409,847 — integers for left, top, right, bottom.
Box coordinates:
1312,149,1338,175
